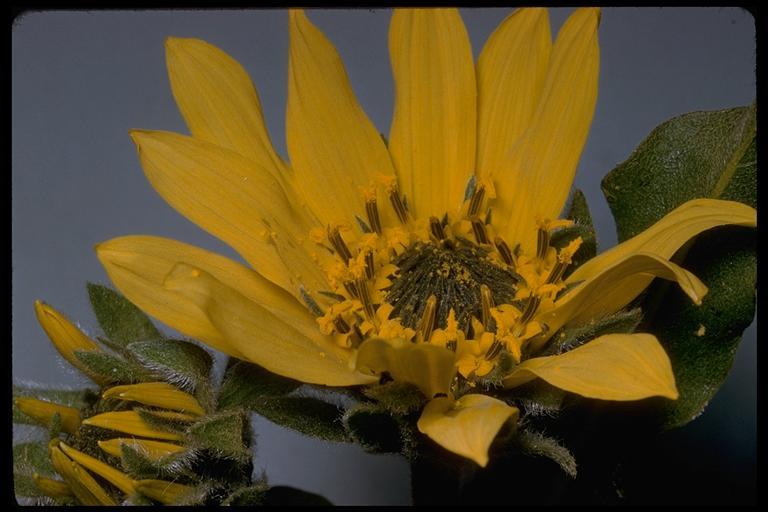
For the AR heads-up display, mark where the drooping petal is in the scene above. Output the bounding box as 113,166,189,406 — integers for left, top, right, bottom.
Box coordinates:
165,37,287,176
130,130,329,297
14,397,81,434
96,235,320,360
163,263,376,386
476,8,551,182
49,446,115,506
568,198,757,283
102,382,205,416
97,438,185,461
287,9,396,227
417,394,519,467
58,442,136,495
532,252,707,351
82,411,183,441
504,333,679,400
136,479,194,505
33,301,102,379
389,8,476,218
494,8,600,251
356,337,456,398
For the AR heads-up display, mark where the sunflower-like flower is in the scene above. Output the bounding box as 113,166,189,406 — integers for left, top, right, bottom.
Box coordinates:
95,8,755,467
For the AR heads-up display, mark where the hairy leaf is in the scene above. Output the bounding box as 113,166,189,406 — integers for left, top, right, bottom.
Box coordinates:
87,283,162,347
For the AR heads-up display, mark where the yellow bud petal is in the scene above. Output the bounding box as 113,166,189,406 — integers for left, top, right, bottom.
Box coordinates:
82,411,183,441
102,382,205,416
135,479,194,504
14,397,81,434
58,442,136,495
97,438,186,460
34,300,101,377
32,473,73,499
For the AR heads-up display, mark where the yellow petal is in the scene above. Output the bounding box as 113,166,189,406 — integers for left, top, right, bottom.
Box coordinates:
286,9,396,227
130,130,328,297
568,198,757,283
136,479,194,505
141,410,198,423
32,473,74,499
82,411,183,441
14,397,81,434
389,8,476,218
533,252,707,351
103,382,205,416
494,8,600,251
503,333,679,400
477,8,551,182
96,235,322,360
58,442,136,495
33,300,101,379
355,337,456,397
98,438,185,461
163,263,375,386
165,37,287,177
417,394,519,467
49,445,116,506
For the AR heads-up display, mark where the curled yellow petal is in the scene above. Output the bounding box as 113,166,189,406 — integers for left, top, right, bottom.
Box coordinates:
49,445,115,506
355,337,456,398
136,479,194,505
58,442,136,495
287,9,396,227
32,473,73,499
389,8,475,218
14,397,81,434
494,7,600,252
533,252,708,351
33,300,101,378
477,7,551,183
103,382,205,416
568,198,757,284
417,394,519,467
504,333,679,400
82,411,182,441
165,37,287,177
163,263,375,386
98,438,186,460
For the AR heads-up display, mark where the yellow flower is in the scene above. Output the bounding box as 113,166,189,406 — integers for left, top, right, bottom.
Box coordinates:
95,8,756,467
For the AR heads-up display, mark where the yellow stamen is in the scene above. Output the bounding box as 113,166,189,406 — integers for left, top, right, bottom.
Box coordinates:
356,277,377,326
364,249,375,279
102,382,205,416
14,397,81,434
365,197,382,234
327,226,352,264
388,186,409,224
429,216,447,241
471,217,490,245
135,479,194,505
536,226,550,259
493,236,516,268
82,411,183,441
514,295,541,336
468,183,485,217
417,295,438,342
98,438,186,460
480,285,494,331
59,441,136,494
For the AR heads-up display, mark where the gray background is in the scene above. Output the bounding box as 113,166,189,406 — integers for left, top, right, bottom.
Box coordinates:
12,8,755,505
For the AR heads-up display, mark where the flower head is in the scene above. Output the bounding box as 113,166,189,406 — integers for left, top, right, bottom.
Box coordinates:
96,8,756,467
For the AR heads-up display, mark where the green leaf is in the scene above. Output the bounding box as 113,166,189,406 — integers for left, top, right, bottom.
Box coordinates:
540,307,643,357
514,429,577,478
221,482,270,506
87,283,163,348
119,444,193,480
601,104,756,428
260,486,334,506
13,442,56,497
250,396,348,443
217,360,301,410
551,188,598,273
74,350,152,384
644,228,755,428
602,104,755,241
186,411,249,461
128,339,213,393
343,403,403,454
362,381,426,416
